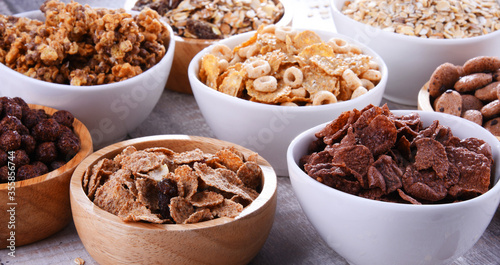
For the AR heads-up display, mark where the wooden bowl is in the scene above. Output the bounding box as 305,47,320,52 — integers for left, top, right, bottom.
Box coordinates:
0,104,93,247
164,0,293,94
70,135,278,265
417,82,500,141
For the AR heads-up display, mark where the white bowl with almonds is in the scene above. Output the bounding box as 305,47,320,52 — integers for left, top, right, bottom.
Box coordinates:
331,0,500,106
188,26,388,176
70,134,277,265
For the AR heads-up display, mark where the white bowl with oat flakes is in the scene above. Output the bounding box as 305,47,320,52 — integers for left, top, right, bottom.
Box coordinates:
331,0,500,106
188,27,388,176
0,2,176,148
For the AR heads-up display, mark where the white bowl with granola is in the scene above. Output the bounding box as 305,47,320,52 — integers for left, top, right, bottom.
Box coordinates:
0,0,176,148
70,134,277,264
288,106,500,265
331,0,500,106
188,26,388,176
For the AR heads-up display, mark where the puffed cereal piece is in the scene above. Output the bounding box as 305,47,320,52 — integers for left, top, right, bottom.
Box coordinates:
312,91,337,105
484,117,500,136
428,63,461,98
454,73,493,93
462,56,500,75
327,38,349,53
275,26,296,42
360,69,382,82
475,81,500,101
481,99,500,120
210,44,233,61
462,110,483,126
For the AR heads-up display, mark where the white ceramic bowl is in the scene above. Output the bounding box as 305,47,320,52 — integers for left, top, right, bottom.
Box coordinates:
188,29,388,176
330,0,500,106
287,110,500,265
0,10,175,148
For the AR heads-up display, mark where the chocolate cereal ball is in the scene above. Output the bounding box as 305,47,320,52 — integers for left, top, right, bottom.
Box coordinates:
52,110,74,128
35,142,58,164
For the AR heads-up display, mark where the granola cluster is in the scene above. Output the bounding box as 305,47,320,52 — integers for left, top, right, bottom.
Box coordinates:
0,0,171,86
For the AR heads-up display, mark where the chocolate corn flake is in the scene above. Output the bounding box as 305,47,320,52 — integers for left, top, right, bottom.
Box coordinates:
86,145,263,223
301,104,493,204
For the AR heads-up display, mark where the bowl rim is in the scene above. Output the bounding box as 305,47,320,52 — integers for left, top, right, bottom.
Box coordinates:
188,28,389,112
0,104,93,189
70,134,278,230
3,9,176,92
287,109,500,210
330,0,500,45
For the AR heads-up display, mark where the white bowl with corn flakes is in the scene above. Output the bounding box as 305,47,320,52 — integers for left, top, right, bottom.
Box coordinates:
288,106,500,265
331,0,500,106
0,0,176,148
70,134,277,264
188,25,388,176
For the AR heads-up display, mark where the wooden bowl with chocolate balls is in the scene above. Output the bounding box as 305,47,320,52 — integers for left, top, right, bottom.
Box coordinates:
0,97,93,247
418,56,500,141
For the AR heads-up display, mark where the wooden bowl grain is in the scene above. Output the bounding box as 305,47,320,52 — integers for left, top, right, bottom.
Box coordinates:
0,104,93,247
417,82,500,141
70,135,278,265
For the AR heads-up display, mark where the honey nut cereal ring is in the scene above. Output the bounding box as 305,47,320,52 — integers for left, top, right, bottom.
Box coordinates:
253,76,278,92
368,60,379,70
342,69,362,90
351,86,368,99
275,26,296,41
210,44,233,61
312,91,337,105
360,69,382,82
283,66,304,88
360,79,375,90
245,59,271,79
280,101,299,106
327,38,349,53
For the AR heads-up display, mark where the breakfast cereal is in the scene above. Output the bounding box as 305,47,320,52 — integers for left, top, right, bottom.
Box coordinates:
0,97,81,183
198,26,382,106
0,0,170,85
428,56,500,136
133,0,284,39
84,146,262,224
341,0,500,39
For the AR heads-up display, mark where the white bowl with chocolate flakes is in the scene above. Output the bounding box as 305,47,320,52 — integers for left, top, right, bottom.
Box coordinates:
287,105,500,265
0,0,176,148
331,0,500,106
70,134,277,265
